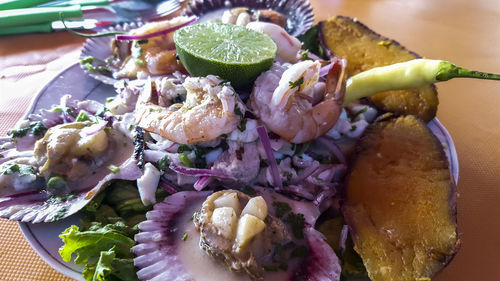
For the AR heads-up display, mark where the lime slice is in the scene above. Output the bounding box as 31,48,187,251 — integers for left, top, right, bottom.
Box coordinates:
174,22,277,88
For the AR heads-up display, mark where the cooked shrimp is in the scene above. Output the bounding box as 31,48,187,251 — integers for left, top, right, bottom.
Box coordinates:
114,16,191,78
246,21,301,63
250,58,347,143
135,76,246,144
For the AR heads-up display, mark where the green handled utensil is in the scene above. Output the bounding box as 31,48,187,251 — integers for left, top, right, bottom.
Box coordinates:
0,0,53,10
0,5,83,27
37,0,112,7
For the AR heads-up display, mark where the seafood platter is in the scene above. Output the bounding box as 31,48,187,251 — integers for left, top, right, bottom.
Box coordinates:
2,0,500,280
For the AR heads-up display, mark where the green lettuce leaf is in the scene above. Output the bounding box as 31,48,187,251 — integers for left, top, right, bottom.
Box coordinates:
58,223,135,265
82,247,138,281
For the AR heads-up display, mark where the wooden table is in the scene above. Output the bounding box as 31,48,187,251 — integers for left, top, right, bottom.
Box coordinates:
0,0,499,280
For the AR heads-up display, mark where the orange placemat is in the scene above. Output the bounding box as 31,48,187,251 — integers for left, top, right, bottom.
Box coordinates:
0,220,72,281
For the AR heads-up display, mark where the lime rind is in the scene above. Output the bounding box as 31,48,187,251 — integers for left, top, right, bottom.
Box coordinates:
174,23,277,88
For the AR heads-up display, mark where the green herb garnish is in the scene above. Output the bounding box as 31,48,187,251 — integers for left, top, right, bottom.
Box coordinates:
234,104,244,117
237,118,247,132
272,201,292,219
177,145,192,153
156,155,169,171
241,186,257,196
76,111,90,122
181,233,188,241
284,212,305,239
107,165,121,174
289,77,304,89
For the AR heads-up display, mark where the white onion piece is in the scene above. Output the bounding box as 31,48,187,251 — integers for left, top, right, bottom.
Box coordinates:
137,163,161,206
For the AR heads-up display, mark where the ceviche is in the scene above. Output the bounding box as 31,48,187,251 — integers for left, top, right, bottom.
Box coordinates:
2,7,500,281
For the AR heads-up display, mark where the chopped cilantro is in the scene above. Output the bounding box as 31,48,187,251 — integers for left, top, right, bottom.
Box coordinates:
9,127,29,138
96,106,109,116
234,104,243,117
137,39,149,44
237,118,247,132
352,107,368,120
157,155,169,171
283,172,293,185
193,147,208,169
284,213,305,239
82,62,111,74
9,121,46,138
289,77,304,89
181,233,188,241
177,144,192,153
107,165,121,174
241,186,257,196
350,125,357,132
300,49,313,60
76,111,90,122
31,122,47,136
52,206,68,222
80,56,94,64
2,164,35,176
272,201,291,219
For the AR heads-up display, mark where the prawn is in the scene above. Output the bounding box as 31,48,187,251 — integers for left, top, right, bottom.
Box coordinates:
114,16,190,78
250,58,347,143
135,76,245,144
246,21,301,63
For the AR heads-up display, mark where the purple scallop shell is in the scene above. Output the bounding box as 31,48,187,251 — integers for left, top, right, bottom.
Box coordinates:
183,0,314,37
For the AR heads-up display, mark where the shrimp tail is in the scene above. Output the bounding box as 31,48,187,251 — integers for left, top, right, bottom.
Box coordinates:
310,58,348,139
325,57,347,105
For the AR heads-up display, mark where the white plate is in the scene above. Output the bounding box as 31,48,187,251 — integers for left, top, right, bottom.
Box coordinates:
17,62,459,281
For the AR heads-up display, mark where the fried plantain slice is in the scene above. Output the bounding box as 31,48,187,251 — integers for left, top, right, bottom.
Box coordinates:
320,16,439,122
343,115,459,281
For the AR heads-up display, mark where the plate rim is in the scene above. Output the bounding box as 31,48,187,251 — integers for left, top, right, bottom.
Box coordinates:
16,61,459,281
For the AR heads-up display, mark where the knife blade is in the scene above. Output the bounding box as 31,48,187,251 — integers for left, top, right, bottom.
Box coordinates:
0,19,114,36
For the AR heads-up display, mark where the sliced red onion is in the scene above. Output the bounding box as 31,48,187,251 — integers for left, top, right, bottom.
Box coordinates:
14,135,37,151
132,191,211,281
316,136,347,164
81,120,107,136
292,160,320,184
319,62,334,77
313,187,337,206
144,149,169,163
257,126,282,189
116,16,197,41
280,185,315,201
193,176,212,191
0,149,33,164
339,224,349,253
158,179,179,194
303,227,341,281
170,164,234,179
